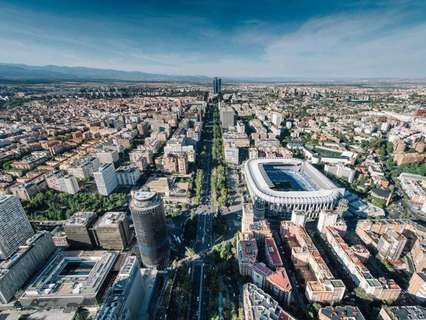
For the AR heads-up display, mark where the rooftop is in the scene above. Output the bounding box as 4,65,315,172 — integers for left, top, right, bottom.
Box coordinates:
65,211,96,226
22,250,117,299
319,306,366,320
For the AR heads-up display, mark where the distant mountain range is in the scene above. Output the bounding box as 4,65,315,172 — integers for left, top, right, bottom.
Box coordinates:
1,63,425,84
0,63,210,82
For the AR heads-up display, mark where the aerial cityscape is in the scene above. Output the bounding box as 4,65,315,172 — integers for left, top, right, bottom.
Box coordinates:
0,1,426,320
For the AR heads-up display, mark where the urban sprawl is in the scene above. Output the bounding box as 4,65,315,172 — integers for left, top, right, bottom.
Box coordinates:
0,79,425,320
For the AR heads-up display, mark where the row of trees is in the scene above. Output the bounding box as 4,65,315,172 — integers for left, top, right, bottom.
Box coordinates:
207,235,243,319
193,169,204,205
24,190,127,221
211,106,229,207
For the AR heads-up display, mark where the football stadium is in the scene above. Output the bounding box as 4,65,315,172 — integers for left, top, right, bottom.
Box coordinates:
244,158,345,218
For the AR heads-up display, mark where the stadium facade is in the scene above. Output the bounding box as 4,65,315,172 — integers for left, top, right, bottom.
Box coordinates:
244,158,344,219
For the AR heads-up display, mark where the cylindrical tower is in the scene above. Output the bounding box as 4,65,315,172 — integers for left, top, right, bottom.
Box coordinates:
129,190,170,268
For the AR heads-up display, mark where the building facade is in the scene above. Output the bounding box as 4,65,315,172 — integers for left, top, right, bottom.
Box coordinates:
129,190,170,268
94,163,118,196
0,195,34,260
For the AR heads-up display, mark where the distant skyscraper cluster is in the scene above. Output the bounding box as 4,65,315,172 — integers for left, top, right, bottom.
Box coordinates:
213,77,222,94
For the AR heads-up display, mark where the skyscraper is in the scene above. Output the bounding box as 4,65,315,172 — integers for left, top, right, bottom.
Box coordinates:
0,195,34,259
129,190,170,268
213,77,222,94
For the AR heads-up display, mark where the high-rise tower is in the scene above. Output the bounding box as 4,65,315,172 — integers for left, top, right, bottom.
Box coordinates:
129,190,170,268
213,77,222,94
0,195,34,259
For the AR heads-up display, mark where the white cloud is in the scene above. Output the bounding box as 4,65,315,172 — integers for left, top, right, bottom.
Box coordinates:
0,7,425,78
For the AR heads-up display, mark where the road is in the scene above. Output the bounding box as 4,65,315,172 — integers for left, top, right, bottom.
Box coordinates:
189,103,216,320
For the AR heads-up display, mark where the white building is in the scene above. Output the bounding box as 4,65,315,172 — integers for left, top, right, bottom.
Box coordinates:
45,171,80,194
0,195,34,259
271,112,283,127
94,163,118,196
96,147,119,164
224,144,240,165
117,165,141,185
68,156,100,179
317,210,339,233
324,163,356,183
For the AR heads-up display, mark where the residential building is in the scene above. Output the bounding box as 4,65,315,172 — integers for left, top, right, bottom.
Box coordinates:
379,306,426,320
280,222,346,303
326,226,401,301
318,306,366,320
407,271,426,302
243,283,296,320
377,230,407,261
68,156,100,179
45,171,80,194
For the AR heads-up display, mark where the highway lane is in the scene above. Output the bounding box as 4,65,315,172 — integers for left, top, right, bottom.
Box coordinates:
189,103,216,320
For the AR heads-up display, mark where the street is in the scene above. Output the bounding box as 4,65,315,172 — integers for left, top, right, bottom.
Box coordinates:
189,103,216,320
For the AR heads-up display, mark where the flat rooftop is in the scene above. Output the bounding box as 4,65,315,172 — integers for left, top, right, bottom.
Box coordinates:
65,211,96,226
22,250,117,299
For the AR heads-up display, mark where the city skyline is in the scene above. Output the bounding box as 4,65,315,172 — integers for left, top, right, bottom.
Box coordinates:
1,0,426,78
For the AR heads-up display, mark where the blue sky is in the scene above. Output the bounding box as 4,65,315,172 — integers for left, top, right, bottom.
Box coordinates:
0,0,425,78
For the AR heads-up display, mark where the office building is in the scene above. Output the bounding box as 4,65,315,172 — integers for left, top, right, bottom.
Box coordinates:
129,190,170,268
20,251,118,308
94,211,131,250
0,195,34,260
220,107,235,129
224,143,239,165
96,256,146,320
116,165,141,185
355,219,426,271
51,226,69,248
94,163,118,196
64,211,98,249
0,232,55,303
213,77,222,94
